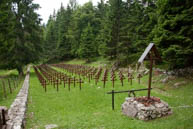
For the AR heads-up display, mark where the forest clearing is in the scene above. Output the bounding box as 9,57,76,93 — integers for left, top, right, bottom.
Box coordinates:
0,59,193,129
25,60,193,129
0,0,193,129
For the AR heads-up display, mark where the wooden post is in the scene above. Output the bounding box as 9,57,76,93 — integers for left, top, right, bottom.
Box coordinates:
2,109,6,125
2,80,7,98
63,78,66,88
68,78,71,91
137,74,142,84
95,76,98,85
88,74,91,83
56,79,59,92
73,76,76,88
77,78,84,91
53,77,55,88
130,76,132,85
79,78,82,90
129,74,133,85
148,53,153,99
111,77,116,88
112,90,114,110
44,80,47,92
8,79,12,94
120,77,124,87
102,78,106,88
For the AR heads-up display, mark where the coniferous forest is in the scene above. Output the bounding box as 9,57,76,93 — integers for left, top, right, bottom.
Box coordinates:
0,0,193,74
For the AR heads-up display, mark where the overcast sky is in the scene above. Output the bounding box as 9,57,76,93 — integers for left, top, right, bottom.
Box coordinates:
33,0,101,24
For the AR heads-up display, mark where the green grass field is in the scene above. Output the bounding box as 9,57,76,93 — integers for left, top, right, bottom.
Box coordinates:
26,62,193,129
0,69,24,107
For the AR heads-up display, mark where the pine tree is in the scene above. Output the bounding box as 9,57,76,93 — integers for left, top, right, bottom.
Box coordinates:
0,0,15,68
79,23,95,62
152,0,193,69
0,0,43,75
57,4,73,59
44,15,58,61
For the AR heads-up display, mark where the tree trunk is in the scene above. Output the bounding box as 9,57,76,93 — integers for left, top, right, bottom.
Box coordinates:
17,67,24,76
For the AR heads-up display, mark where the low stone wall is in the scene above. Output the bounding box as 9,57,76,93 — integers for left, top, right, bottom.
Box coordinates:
122,97,172,120
6,66,30,129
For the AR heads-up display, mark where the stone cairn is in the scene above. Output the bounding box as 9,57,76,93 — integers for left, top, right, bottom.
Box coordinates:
122,96,172,120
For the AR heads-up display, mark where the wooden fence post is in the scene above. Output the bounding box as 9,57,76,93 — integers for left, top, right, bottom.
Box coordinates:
8,79,12,94
2,80,7,98
112,90,114,110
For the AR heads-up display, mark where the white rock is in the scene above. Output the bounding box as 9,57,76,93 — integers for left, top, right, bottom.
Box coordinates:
136,103,144,108
45,124,58,129
174,81,187,87
155,103,164,108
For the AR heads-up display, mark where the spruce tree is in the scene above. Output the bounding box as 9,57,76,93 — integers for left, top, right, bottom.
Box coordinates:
79,23,95,62
152,0,193,69
0,0,43,75
0,0,15,68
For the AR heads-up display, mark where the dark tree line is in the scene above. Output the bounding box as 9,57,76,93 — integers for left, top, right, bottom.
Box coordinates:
0,0,193,74
43,0,193,69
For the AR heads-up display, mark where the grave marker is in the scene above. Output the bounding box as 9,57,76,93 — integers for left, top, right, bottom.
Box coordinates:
138,43,161,99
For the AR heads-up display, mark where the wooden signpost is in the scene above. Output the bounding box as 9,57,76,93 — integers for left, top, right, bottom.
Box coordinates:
138,43,161,99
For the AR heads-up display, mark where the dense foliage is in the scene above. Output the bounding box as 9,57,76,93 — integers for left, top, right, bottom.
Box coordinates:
152,0,193,69
0,0,193,72
43,0,193,69
0,0,42,74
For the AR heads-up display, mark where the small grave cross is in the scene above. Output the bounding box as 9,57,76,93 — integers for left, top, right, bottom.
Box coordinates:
137,73,142,84
68,77,74,91
128,74,134,85
77,78,84,90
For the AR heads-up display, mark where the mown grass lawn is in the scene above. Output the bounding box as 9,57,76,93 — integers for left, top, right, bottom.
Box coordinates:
26,66,193,129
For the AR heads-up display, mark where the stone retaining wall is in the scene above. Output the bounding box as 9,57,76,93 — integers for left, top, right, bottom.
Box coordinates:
6,66,30,129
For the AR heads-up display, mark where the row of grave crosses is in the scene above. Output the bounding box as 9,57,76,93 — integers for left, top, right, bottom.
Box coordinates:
52,63,144,88
34,43,160,100
33,65,84,92
52,64,102,84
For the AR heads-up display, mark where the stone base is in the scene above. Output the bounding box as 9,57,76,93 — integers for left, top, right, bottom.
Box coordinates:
122,96,172,120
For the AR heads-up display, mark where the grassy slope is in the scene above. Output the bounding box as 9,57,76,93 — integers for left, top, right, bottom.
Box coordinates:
26,60,193,129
